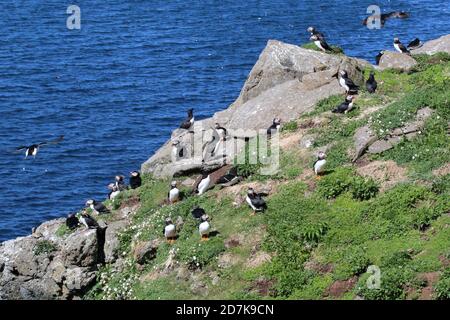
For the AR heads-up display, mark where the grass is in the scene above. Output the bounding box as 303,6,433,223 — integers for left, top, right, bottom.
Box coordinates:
83,52,450,301
34,240,57,256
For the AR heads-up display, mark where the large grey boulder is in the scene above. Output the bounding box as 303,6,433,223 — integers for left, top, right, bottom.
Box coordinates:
378,51,417,72
142,40,368,178
62,229,98,267
104,220,129,263
412,34,450,55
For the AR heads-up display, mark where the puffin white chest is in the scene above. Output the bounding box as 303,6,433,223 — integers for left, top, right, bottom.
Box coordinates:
198,176,211,195
199,221,210,235
394,43,401,53
190,117,195,124
339,77,349,91
109,190,121,200
314,159,327,174
345,101,354,114
165,224,176,238
169,188,180,202
314,40,324,51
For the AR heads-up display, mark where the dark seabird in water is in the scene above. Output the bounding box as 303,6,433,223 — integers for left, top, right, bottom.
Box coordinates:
366,73,378,94
15,135,64,159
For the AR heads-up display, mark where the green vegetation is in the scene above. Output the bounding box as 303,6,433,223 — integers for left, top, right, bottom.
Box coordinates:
301,42,344,54
85,53,450,300
34,240,57,256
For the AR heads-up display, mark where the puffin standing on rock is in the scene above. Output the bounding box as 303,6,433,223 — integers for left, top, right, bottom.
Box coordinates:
199,214,211,241
313,151,327,179
307,26,325,40
332,95,355,114
310,34,332,52
338,70,359,95
66,213,79,230
375,51,384,65
246,187,267,214
393,38,410,55
86,199,110,215
366,72,378,94
180,108,194,130
168,181,180,203
79,211,99,229
163,217,177,244
267,118,282,139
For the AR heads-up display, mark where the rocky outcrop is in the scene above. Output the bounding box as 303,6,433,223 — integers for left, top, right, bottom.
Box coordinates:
412,34,450,55
142,40,369,178
378,51,417,72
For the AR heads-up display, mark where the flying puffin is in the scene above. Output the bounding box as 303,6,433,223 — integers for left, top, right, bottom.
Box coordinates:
191,207,206,220
307,26,325,40
196,173,211,195
199,214,211,241
15,135,64,159
107,183,121,200
66,213,79,230
366,73,378,94
246,187,267,214
393,38,410,55
79,211,99,229
180,108,194,130
163,217,177,244
313,151,327,178
310,34,332,52
339,70,359,94
332,95,355,114
129,171,142,189
86,199,110,215
267,118,281,139
375,51,384,65
168,181,180,203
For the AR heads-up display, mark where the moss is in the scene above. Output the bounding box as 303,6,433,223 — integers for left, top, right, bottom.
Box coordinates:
34,240,57,256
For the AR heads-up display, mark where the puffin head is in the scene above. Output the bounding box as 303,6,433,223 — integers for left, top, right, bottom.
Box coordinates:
107,183,116,190
201,214,210,222
170,181,177,188
339,70,348,77
165,217,173,225
115,175,124,182
130,171,140,177
346,95,354,102
85,199,94,206
307,26,315,33
318,151,327,160
394,37,400,43
247,187,256,195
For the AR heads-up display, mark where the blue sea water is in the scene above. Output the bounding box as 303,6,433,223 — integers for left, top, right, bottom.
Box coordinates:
0,0,449,242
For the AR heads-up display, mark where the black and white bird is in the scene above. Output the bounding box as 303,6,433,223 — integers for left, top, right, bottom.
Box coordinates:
332,95,355,114
393,38,410,55
216,167,239,184
375,51,385,65
129,171,142,189
115,175,126,191
168,181,180,203
406,38,422,50
66,213,79,230
171,139,184,161
307,26,325,40
79,212,99,229
246,187,267,214
180,108,194,130
199,214,211,241
191,207,206,220
310,34,332,52
15,135,64,159
107,183,121,200
86,199,110,215
163,217,177,244
313,151,327,178
338,70,359,94
214,123,227,141
196,173,211,195
366,72,378,94
267,118,281,139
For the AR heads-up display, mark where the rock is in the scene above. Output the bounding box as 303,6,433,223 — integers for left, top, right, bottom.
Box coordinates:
368,140,394,154
190,277,208,297
132,240,159,265
299,134,315,148
352,125,377,161
412,34,450,55
181,177,197,187
64,267,96,296
62,229,98,267
34,218,66,242
378,51,417,72
104,220,129,263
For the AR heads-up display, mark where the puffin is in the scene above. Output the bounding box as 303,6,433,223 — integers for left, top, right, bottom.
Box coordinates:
171,139,184,161
196,173,211,195
115,175,126,191
393,38,410,55
66,213,79,230
407,38,422,50
267,118,281,139
129,171,142,189
246,187,267,214
365,73,378,94
107,183,121,200
15,135,64,159
310,34,332,52
375,51,384,65
332,95,355,114
216,167,239,184
191,207,206,220
307,26,325,40
79,211,99,229
163,217,177,244
180,108,194,130
313,151,327,178
86,199,110,215
168,181,180,203
338,70,359,94
199,214,211,241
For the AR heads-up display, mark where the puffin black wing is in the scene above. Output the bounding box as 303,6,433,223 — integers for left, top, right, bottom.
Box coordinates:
39,135,64,147
375,52,383,65
407,38,421,49
320,39,332,51
95,202,109,214
332,101,349,113
191,207,205,219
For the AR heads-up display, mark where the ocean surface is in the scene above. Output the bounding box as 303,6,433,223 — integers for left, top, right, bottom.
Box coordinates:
0,0,449,242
